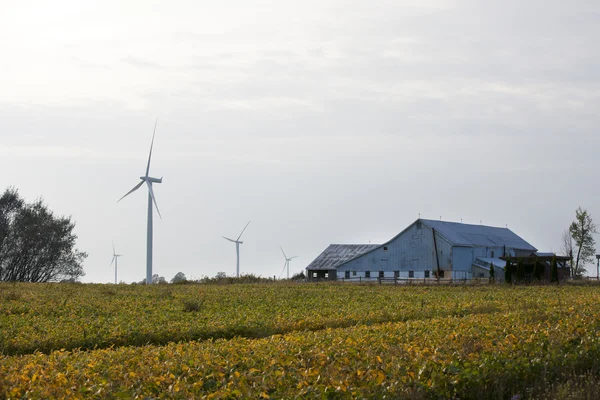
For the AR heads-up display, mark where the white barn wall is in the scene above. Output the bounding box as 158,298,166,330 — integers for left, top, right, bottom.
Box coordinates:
337,222,455,278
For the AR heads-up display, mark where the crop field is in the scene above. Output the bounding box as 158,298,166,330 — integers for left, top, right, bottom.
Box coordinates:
2,283,600,399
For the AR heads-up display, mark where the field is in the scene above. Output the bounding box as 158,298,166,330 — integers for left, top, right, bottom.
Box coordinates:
2,283,600,399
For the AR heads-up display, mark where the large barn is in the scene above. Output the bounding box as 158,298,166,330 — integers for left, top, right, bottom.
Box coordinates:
306,219,564,281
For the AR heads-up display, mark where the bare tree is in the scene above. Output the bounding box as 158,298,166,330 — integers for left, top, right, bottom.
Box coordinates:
569,207,597,277
560,229,575,276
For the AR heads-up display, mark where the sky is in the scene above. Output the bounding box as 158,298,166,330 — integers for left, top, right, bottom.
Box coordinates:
1,0,599,282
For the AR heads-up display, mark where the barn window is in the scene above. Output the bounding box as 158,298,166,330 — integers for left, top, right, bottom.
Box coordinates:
312,272,317,278
352,271,357,276
438,270,445,278
491,250,495,258
394,271,399,278
325,272,329,279
379,271,384,278
383,246,388,251
424,270,430,278
365,271,371,278
416,222,422,230
344,271,350,279
408,271,414,278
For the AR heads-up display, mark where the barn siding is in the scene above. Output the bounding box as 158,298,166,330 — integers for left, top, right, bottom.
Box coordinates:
337,223,454,277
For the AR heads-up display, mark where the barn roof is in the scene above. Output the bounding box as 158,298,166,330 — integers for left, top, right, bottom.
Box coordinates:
306,244,380,270
420,219,537,251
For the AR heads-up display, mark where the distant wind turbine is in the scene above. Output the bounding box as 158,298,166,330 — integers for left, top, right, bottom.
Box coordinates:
280,246,298,280
118,119,163,285
110,242,123,284
223,221,251,278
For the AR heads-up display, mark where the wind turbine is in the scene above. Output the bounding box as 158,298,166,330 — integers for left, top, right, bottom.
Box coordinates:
223,221,251,278
118,119,162,285
110,242,123,284
280,246,298,280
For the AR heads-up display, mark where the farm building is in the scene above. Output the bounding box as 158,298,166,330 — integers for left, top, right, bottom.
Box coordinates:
306,219,569,282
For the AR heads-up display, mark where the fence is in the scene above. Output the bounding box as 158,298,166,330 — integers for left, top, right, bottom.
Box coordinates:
337,276,488,285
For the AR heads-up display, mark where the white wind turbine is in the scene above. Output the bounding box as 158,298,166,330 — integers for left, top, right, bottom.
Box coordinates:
280,246,298,280
223,221,251,278
118,119,162,285
110,242,123,284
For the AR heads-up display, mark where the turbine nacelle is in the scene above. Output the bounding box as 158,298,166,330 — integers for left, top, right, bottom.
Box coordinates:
141,176,163,184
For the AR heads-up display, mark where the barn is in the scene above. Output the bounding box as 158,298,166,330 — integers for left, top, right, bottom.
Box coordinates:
306,219,559,281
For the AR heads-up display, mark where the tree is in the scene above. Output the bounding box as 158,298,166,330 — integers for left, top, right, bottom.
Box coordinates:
291,271,306,281
561,229,574,276
505,258,512,284
569,207,597,278
489,262,495,283
0,188,86,282
533,258,543,281
152,274,166,284
516,258,525,283
551,255,559,283
171,272,187,283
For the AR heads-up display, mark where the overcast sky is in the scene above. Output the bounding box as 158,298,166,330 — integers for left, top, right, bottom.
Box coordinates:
1,0,599,282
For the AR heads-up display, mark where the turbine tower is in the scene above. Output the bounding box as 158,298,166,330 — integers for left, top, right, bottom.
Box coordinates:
223,221,251,278
110,242,123,284
280,246,298,280
118,119,162,284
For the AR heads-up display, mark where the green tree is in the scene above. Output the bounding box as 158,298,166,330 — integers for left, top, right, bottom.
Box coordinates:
505,258,512,284
516,258,526,282
533,258,543,281
569,207,597,277
489,262,495,283
171,272,187,284
551,255,559,283
0,187,86,282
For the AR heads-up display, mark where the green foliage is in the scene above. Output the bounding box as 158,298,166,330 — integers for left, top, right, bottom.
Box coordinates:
505,258,512,284
489,263,495,283
569,207,598,277
516,258,526,282
551,256,559,283
2,284,600,398
197,273,274,285
291,271,306,281
170,272,187,284
533,258,543,281
0,187,86,282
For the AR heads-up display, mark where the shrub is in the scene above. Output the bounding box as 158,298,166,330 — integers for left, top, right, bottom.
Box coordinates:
182,299,203,312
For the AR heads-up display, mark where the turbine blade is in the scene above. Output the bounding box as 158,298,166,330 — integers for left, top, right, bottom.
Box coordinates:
146,181,162,219
222,236,236,243
237,221,251,241
118,180,144,202
280,246,287,259
110,256,115,268
290,256,298,259
112,241,116,255
279,260,287,278
145,118,158,177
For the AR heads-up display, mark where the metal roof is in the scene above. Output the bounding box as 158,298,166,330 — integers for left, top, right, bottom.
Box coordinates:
306,244,380,270
474,257,507,270
420,219,537,251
